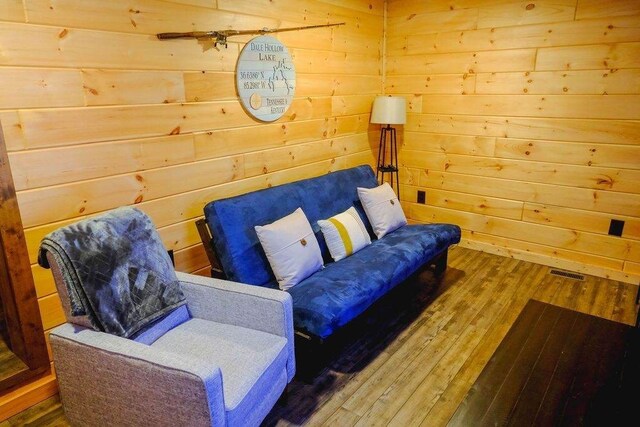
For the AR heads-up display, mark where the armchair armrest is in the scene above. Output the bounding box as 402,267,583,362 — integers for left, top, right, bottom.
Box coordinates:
176,272,295,381
50,323,226,427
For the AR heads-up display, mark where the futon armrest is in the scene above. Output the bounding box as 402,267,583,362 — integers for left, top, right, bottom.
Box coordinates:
50,323,226,426
176,272,296,380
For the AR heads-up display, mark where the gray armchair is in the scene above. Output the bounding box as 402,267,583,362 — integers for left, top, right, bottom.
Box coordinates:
41,207,295,427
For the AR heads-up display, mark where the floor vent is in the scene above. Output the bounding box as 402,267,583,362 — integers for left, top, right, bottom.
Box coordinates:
549,269,585,281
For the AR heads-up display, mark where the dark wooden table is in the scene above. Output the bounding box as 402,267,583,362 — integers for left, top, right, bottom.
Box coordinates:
450,299,640,426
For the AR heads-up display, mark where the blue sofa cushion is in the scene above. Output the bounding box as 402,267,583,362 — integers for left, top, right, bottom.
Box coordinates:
288,223,461,339
204,165,378,288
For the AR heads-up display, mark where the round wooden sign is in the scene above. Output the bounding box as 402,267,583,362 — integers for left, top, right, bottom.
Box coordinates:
236,35,296,122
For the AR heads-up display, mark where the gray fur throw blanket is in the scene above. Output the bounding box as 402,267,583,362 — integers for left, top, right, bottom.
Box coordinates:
38,206,185,338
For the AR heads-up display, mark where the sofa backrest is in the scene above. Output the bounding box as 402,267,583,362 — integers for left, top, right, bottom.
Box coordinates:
204,165,379,288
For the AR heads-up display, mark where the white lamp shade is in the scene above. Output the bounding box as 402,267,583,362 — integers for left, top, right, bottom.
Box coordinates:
370,96,406,125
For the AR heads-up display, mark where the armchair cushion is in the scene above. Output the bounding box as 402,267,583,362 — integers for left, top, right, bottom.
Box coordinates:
151,318,289,426
38,206,186,338
176,272,296,382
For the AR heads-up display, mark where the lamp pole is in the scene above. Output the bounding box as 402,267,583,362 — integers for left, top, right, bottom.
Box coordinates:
376,124,400,198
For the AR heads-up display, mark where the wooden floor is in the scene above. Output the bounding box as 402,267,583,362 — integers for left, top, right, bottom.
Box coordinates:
2,247,638,426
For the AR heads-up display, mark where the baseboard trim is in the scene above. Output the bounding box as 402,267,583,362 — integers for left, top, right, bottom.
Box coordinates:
459,237,640,286
0,373,58,421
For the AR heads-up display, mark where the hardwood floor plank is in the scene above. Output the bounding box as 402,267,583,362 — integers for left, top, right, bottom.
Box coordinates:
564,325,637,425
529,313,594,426
1,395,66,426
599,279,618,319
614,328,640,420
549,277,582,312
589,276,615,320
572,276,601,318
320,407,359,427
610,281,637,325
557,315,628,425
504,308,580,426
530,269,561,304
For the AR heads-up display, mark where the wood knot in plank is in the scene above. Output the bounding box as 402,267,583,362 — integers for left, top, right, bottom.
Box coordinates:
596,176,614,187
83,85,99,96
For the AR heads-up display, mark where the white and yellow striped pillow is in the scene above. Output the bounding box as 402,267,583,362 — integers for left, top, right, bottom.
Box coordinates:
318,207,371,262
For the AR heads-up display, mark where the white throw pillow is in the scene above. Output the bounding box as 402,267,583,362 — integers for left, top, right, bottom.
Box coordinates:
357,183,407,239
318,207,371,262
254,207,323,290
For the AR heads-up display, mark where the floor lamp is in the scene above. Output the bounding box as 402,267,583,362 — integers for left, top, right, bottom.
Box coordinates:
370,95,406,197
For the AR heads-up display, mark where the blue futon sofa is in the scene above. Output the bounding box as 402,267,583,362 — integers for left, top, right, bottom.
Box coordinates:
198,165,461,342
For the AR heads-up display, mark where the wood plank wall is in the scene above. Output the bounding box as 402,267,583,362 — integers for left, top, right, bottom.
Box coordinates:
386,0,640,284
0,0,382,415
